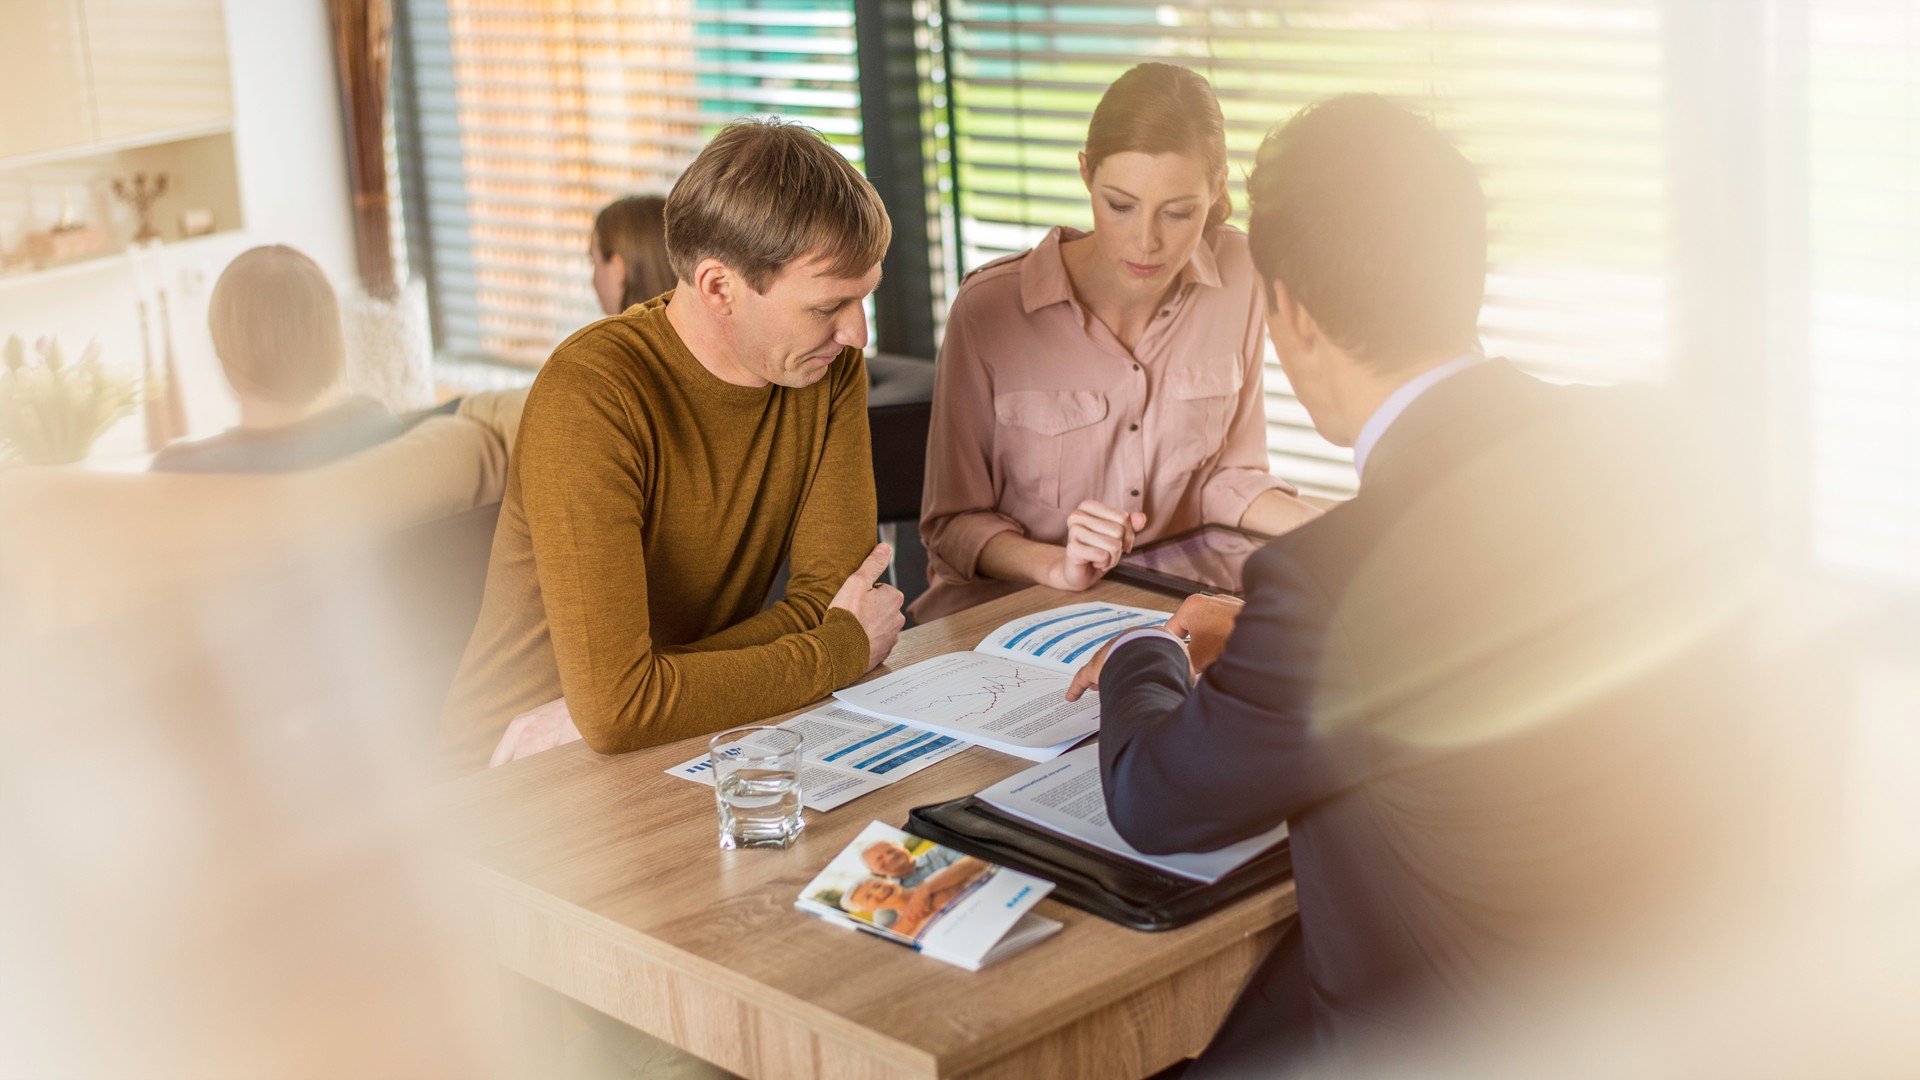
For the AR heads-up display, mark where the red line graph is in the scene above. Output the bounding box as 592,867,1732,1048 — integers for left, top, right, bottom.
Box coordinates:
920,665,1041,722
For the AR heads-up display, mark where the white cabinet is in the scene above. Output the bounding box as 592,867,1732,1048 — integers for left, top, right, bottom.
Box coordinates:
83,0,234,143
0,0,97,159
0,0,233,162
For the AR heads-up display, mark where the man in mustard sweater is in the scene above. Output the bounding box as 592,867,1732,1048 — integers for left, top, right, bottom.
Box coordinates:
441,119,906,772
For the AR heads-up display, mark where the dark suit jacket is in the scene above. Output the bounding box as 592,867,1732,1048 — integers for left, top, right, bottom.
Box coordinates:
1099,361,1761,1068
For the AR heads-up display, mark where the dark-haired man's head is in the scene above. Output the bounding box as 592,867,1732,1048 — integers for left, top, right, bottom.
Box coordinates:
663,118,890,390
1246,94,1487,446
208,245,346,426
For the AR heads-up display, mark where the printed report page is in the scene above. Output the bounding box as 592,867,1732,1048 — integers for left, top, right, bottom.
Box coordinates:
974,601,1169,673
832,653,1096,760
977,745,1288,883
666,705,969,810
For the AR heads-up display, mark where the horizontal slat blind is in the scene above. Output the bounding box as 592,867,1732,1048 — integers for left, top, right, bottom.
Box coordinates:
947,0,1671,496
399,0,863,365
1807,1,1920,587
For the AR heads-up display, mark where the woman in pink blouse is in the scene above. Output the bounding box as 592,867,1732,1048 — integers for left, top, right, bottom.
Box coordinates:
914,63,1321,621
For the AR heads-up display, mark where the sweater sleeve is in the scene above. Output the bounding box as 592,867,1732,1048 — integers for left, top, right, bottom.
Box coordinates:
519,359,870,755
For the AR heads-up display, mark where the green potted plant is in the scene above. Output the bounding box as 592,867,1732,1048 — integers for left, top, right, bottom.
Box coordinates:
0,335,140,466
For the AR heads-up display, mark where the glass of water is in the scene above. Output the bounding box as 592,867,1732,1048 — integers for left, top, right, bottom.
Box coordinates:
708,726,805,850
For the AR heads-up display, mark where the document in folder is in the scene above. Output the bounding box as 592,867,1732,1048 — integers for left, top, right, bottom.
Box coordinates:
976,745,1289,884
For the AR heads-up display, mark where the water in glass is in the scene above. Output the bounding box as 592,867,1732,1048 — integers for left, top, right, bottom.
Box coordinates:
715,766,802,849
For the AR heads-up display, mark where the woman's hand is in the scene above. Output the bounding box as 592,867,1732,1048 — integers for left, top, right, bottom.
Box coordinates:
1046,500,1147,591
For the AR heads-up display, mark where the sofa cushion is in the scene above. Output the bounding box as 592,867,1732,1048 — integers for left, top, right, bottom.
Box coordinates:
0,413,509,636
457,386,530,457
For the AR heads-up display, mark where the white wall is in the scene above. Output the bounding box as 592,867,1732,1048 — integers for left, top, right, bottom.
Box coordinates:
0,0,355,459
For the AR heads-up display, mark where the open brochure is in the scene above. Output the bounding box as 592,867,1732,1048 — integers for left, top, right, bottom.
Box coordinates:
796,821,1061,971
666,705,970,812
832,601,1169,760
977,745,1289,884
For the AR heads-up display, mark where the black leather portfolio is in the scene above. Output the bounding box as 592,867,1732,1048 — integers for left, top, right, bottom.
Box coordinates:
905,794,1293,932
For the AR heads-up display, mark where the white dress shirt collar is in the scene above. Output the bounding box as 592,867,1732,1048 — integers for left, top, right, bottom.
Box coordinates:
1351,350,1486,484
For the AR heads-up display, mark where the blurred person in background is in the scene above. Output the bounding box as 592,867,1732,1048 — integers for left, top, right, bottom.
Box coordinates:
1070,94,1772,1076
915,63,1321,622
150,244,403,474
591,194,675,316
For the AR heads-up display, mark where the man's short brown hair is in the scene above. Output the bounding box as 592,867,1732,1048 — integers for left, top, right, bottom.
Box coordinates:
1247,95,1486,373
663,119,891,293
208,245,345,405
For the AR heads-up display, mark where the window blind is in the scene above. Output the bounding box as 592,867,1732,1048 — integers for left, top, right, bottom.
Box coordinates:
944,0,1671,496
1806,1,1920,588
398,0,864,365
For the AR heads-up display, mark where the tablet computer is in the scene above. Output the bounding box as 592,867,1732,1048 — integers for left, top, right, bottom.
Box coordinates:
1109,524,1273,598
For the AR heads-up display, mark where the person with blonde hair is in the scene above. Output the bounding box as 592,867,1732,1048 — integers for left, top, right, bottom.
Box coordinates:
150,245,400,473
915,63,1320,620
443,119,906,771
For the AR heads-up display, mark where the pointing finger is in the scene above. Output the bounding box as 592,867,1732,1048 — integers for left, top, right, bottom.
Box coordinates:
1065,663,1096,702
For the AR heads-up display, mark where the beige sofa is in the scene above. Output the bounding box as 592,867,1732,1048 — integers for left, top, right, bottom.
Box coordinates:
0,388,528,638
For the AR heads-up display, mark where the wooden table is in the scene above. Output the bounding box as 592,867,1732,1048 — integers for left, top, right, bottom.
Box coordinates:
436,581,1298,1080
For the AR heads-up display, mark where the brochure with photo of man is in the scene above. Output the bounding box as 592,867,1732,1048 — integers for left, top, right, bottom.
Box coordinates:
794,821,1062,971
831,601,1170,760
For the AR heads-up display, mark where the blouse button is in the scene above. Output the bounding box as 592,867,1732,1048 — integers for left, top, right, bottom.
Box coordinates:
1132,363,1141,372
1130,489,1141,498
1129,423,1139,432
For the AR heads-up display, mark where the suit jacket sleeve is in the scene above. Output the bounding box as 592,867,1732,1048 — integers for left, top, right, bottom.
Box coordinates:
1098,544,1369,855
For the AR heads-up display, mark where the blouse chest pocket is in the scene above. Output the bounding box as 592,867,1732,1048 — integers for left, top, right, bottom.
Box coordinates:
1162,355,1243,474
993,389,1109,510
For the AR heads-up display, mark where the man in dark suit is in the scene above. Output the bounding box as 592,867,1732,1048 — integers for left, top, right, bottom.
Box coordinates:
1067,95,1763,1075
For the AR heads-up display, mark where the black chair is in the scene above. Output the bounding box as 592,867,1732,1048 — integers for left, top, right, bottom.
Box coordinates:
866,354,935,605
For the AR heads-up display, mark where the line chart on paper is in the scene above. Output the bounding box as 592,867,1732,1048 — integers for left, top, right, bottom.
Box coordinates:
833,650,1100,758
917,665,1044,722
861,654,1054,724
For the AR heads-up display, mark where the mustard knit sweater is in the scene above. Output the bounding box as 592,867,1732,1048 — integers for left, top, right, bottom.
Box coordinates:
440,296,875,772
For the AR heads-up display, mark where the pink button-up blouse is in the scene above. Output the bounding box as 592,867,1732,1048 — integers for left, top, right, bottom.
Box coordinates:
914,225,1293,621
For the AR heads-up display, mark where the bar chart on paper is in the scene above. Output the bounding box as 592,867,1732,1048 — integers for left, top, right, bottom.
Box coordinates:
975,602,1169,671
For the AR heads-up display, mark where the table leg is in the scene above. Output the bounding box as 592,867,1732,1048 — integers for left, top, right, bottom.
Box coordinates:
503,969,567,1080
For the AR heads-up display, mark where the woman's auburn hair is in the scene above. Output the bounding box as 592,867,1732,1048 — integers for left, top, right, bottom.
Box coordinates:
1084,63,1233,231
